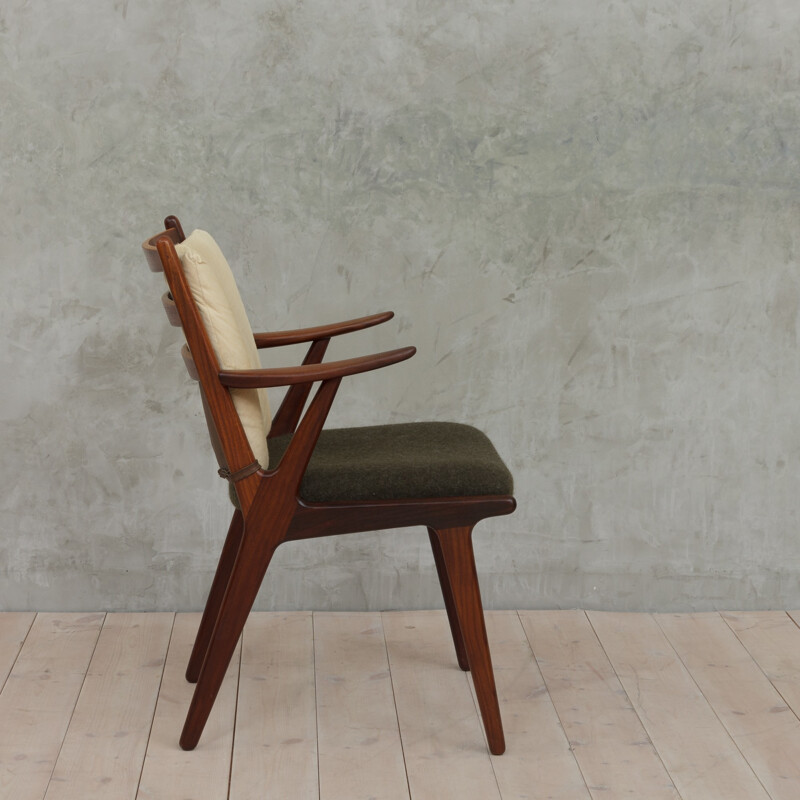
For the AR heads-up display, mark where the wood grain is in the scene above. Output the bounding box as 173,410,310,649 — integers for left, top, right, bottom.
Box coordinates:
383,610,501,800
218,346,416,388
657,611,800,800
0,614,103,800
314,612,408,800
480,611,591,800
137,613,240,799
253,311,393,348
0,612,36,690
10,611,800,799
43,613,173,800
589,611,770,800
269,338,330,437
185,510,244,683
431,526,504,753
520,610,679,800
230,612,318,800
724,610,800,715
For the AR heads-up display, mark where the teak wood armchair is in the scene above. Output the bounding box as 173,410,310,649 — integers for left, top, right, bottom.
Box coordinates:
142,216,516,754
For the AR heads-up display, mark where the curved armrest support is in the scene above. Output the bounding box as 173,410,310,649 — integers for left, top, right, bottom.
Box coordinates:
219,346,415,388
253,311,394,348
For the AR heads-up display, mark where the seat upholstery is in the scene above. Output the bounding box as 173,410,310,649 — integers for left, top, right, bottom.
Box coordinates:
230,421,513,506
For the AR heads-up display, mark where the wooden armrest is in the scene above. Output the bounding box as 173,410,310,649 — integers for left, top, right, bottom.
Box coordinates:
253,311,394,348
219,346,415,388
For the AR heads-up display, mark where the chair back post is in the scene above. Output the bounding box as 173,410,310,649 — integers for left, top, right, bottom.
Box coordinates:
155,235,261,513
164,215,186,242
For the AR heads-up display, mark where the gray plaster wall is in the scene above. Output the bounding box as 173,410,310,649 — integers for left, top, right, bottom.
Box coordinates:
2,1,799,612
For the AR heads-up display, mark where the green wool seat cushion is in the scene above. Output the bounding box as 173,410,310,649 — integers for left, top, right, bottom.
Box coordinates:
229,421,513,506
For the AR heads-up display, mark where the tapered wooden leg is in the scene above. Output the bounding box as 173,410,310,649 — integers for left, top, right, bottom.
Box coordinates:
430,525,505,755
180,522,279,750
186,509,245,683
428,527,470,671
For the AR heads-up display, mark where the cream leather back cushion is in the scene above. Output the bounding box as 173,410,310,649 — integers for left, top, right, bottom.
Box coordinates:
175,230,271,468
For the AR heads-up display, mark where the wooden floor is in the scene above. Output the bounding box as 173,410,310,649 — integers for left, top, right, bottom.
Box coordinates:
3,611,800,799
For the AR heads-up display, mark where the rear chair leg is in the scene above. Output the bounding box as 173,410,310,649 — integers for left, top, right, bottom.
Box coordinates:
430,525,505,755
186,509,244,683
428,527,469,671
180,521,279,750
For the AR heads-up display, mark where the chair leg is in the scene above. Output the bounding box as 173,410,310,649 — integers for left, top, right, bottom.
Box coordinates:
186,509,245,683
428,527,470,671
430,525,505,755
180,523,278,750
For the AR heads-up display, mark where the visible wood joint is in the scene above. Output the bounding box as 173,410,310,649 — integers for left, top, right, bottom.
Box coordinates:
181,344,199,381
161,292,182,327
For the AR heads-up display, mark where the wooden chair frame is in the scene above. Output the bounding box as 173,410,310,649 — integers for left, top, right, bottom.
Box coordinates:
142,216,516,754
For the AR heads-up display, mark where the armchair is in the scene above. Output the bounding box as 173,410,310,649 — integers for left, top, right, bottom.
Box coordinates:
142,217,516,754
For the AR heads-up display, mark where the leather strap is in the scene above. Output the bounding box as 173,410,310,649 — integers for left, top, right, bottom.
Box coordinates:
218,461,261,483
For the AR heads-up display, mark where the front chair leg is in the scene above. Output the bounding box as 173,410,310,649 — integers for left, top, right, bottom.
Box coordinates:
428,527,469,671
186,508,245,683
430,525,505,755
180,522,279,750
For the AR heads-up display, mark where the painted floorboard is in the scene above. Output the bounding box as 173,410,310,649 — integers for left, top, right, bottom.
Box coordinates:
589,611,770,800
136,613,240,800
0,612,36,692
657,612,800,800
382,610,501,800
0,613,104,800
519,610,679,800
476,611,591,800
43,613,173,800
724,611,800,717
230,612,318,800
6,611,800,800
314,612,408,800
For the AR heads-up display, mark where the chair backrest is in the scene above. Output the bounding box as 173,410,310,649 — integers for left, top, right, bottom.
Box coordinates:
174,229,271,468
142,221,270,498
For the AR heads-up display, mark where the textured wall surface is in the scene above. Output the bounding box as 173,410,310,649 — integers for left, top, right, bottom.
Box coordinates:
2,1,799,611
